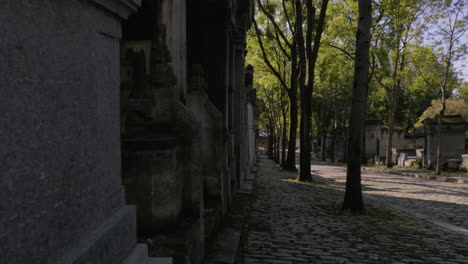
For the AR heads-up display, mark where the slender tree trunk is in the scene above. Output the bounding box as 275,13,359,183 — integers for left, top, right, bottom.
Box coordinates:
268,122,274,159
342,0,372,213
436,25,454,174
331,118,336,162
284,43,299,172
436,113,444,174
281,111,287,166
275,131,280,164
385,42,405,168
295,0,309,181
296,0,329,182
321,132,327,161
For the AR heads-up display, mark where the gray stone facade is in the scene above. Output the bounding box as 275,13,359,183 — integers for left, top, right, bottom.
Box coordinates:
327,124,424,164
424,119,468,169
1,0,255,263
0,1,149,263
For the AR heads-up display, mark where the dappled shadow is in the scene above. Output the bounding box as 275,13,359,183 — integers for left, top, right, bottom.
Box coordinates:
264,157,468,230
241,158,468,264
310,161,468,197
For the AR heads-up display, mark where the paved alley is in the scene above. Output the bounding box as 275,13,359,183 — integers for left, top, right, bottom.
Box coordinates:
312,161,468,230
239,158,468,264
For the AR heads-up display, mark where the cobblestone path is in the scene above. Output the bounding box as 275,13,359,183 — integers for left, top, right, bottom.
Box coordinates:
239,158,468,264
311,161,468,230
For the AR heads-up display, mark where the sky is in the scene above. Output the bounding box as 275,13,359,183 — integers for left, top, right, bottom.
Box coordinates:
425,2,468,82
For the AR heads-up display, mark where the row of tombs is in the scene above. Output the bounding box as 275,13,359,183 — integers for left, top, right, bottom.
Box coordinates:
0,0,257,264
322,119,468,169
120,0,258,262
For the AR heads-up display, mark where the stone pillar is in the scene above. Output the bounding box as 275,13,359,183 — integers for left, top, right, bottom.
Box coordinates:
230,35,247,188
187,65,225,203
462,154,468,170
245,65,257,170
0,1,150,264
121,0,201,232
186,1,235,211
162,0,187,102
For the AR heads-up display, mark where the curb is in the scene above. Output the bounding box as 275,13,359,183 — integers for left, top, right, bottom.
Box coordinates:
361,167,468,184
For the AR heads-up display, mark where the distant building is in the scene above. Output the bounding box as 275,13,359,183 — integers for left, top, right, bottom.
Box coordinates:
326,121,423,164
418,99,468,169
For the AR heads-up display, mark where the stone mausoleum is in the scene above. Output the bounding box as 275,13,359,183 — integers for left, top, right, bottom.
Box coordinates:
1,0,256,263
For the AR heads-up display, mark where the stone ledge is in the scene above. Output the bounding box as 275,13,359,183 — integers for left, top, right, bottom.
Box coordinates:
90,0,141,19
58,206,137,264
122,244,173,264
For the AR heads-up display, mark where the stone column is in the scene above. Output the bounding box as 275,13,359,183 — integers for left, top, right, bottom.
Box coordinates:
0,1,150,264
462,154,468,169
162,0,187,102
121,0,200,233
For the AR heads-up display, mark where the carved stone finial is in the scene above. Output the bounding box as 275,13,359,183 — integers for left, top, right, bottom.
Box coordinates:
150,24,177,90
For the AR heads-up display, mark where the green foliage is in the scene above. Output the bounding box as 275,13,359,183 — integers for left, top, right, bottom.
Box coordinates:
460,82,468,100
249,0,467,144
411,161,421,169
415,99,468,127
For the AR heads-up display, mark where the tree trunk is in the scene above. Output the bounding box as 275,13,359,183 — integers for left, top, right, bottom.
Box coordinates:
361,62,372,165
296,0,329,182
385,114,395,167
342,0,372,214
385,42,405,168
321,132,327,161
343,127,349,163
436,114,443,174
331,123,336,162
436,21,454,174
284,43,299,172
275,133,280,164
268,123,274,159
281,112,287,166
295,0,309,181
361,125,367,164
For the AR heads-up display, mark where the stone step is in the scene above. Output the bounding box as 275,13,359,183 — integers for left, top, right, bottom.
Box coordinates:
122,244,173,264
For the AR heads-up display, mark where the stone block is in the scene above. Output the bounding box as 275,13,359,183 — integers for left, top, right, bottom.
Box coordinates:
462,154,468,169
58,206,138,264
122,244,173,264
122,137,183,232
0,1,141,263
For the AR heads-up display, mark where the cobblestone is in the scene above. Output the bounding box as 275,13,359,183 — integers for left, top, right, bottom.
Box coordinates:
312,161,468,229
239,158,468,264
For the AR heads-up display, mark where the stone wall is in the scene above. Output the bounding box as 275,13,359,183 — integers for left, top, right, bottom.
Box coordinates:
363,126,424,161
425,122,467,169
1,0,255,263
120,0,254,263
0,0,146,263
327,125,424,163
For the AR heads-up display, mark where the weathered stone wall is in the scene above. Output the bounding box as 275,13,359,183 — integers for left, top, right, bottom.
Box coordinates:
0,1,143,263
426,124,467,168
363,126,424,161
162,0,187,101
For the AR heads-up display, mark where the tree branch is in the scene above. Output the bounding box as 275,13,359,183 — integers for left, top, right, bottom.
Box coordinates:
253,17,290,91
282,0,295,34
326,43,356,61
257,0,292,48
